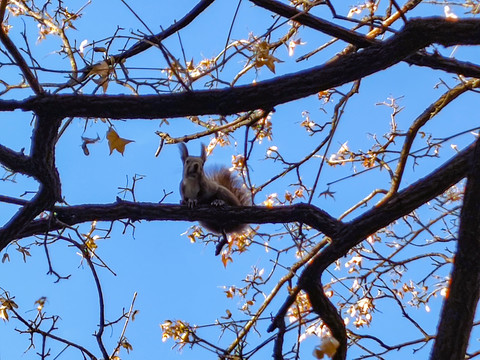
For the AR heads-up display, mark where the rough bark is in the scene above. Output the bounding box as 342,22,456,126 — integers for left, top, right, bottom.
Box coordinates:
0,19,478,119
430,139,480,359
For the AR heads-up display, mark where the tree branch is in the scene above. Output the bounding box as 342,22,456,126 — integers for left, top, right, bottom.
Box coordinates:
9,203,341,250
378,78,480,205
430,138,480,359
8,140,476,252
0,114,62,251
0,0,43,95
269,141,475,333
309,141,475,275
0,144,35,175
250,0,374,48
304,280,347,360
252,0,480,77
5,18,478,119
74,0,216,83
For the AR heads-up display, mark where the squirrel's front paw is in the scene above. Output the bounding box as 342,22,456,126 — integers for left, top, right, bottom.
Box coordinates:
183,199,197,208
211,199,226,206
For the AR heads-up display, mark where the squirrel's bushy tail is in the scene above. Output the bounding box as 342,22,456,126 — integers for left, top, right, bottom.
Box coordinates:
201,167,251,234
208,167,251,206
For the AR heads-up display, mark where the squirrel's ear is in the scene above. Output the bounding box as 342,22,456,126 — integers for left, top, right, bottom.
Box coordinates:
200,143,207,162
179,143,188,162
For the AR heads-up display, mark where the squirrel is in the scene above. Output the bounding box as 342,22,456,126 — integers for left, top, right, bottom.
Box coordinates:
179,143,251,254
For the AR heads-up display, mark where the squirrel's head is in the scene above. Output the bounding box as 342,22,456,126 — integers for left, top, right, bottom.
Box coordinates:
179,143,207,178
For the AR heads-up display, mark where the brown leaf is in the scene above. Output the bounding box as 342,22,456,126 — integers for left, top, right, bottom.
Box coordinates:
107,128,134,155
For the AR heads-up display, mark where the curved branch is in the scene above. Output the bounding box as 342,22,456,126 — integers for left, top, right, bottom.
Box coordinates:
0,144,35,175
10,307,98,360
0,114,62,251
378,78,480,205
118,0,215,61
430,138,480,359
56,202,341,234
83,242,109,359
9,18,480,119
269,141,475,332
311,141,475,275
250,0,374,48
252,0,480,77
304,280,346,360
8,140,476,253
9,203,341,251
74,0,216,83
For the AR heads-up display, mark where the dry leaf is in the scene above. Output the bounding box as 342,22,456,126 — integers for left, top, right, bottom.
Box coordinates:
81,134,100,156
107,128,134,155
313,336,340,359
88,59,113,93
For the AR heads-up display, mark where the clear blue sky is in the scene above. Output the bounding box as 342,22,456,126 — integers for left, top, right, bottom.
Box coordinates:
0,1,479,359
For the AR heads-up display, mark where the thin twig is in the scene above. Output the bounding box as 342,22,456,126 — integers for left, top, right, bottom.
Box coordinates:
110,292,138,359
0,0,43,94
377,78,480,206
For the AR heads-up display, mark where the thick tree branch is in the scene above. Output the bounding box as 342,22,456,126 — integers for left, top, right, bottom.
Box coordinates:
53,203,342,235
0,144,35,175
269,141,475,334
0,99,22,112
311,141,475,273
250,0,374,48
251,0,480,77
9,141,475,254
407,52,480,78
0,186,56,250
0,18,475,119
11,203,341,248
9,140,477,244
304,280,347,360
430,139,480,359
0,114,62,251
30,114,62,188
